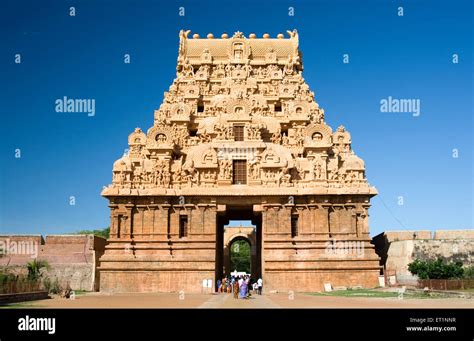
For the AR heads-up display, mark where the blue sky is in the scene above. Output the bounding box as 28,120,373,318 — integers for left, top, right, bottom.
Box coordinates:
0,0,472,236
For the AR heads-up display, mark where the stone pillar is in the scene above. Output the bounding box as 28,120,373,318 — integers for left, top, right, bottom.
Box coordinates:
149,204,157,235
361,204,371,236
124,204,134,239
205,205,218,234
161,204,171,236
308,205,317,233
295,206,304,234
198,204,206,234
185,204,194,234
261,206,268,278
345,204,356,236
321,204,331,237
109,204,118,238
135,205,145,236
284,204,294,235
170,205,182,237
330,205,343,235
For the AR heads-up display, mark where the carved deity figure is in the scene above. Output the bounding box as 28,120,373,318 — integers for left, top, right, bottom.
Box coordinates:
283,55,295,76
248,160,261,180
199,130,212,143
181,59,194,77
271,129,282,144
219,159,233,180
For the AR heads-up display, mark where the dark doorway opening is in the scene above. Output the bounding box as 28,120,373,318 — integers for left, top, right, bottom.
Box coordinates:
215,206,262,289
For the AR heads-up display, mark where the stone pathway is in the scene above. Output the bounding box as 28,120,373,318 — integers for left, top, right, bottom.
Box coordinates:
198,293,280,308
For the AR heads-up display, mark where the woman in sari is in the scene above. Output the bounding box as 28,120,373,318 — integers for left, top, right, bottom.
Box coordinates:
239,277,248,299
221,278,226,293
233,280,239,299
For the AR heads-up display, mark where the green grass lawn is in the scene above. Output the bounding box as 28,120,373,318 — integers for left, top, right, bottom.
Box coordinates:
310,289,398,298
309,289,434,299
0,301,42,308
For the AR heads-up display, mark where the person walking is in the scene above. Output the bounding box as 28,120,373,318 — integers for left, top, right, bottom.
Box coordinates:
239,277,247,299
257,277,263,295
233,279,239,299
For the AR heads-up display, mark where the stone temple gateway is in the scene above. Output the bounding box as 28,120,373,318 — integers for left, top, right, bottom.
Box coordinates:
100,30,381,293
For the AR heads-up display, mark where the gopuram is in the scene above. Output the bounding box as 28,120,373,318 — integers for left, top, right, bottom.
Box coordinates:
99,30,381,292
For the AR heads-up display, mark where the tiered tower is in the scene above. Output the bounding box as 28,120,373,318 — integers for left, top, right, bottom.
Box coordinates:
100,30,381,293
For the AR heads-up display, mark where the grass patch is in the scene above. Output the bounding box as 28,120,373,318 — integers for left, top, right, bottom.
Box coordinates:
458,288,474,293
310,289,398,298
309,289,436,299
0,302,42,309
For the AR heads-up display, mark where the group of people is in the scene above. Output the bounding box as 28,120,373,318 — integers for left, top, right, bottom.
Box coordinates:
217,275,263,299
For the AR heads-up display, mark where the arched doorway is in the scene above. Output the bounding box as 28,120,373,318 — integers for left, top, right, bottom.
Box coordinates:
215,206,262,288
222,225,258,278
228,237,252,275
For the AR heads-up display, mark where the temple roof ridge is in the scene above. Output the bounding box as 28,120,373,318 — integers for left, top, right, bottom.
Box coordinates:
178,28,301,66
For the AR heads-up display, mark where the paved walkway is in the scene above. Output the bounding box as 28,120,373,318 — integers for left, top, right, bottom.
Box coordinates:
4,292,472,309
199,293,279,308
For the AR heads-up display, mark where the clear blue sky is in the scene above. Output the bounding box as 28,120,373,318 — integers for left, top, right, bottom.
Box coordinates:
1,0,472,236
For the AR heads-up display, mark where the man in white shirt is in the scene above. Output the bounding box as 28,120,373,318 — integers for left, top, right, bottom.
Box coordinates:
257,278,263,295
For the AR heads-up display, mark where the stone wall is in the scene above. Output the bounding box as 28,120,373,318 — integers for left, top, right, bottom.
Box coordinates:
372,230,474,285
100,198,218,293
0,234,107,291
261,201,381,292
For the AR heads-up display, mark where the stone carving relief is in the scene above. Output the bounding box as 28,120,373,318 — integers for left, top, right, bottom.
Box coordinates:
106,30,369,192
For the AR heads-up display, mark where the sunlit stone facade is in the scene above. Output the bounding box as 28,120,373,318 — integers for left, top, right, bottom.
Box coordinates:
99,30,381,292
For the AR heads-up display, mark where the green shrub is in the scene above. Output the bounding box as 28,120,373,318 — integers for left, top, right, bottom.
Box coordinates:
76,227,110,239
463,265,474,279
49,278,62,294
408,258,464,279
26,259,49,281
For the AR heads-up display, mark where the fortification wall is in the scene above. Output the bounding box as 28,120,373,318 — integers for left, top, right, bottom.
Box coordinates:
0,234,106,291
372,230,473,285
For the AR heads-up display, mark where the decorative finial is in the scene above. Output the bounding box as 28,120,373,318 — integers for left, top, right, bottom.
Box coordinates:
207,33,214,39
263,33,270,39
277,33,284,39
233,31,245,38
221,33,228,39
286,29,298,39
192,33,200,39
249,33,256,39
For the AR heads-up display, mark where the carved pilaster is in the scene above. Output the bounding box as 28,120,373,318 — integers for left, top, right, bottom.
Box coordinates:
321,204,331,237
109,204,118,238
125,204,134,239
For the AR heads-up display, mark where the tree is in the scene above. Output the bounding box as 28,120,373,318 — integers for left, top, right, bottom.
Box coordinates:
230,239,251,273
76,227,110,239
26,259,49,281
408,258,464,279
463,265,474,279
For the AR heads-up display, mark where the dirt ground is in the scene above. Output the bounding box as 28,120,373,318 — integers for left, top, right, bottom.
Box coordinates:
7,292,473,309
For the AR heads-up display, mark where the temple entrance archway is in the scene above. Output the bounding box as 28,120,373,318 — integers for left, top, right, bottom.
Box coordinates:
215,206,262,286
225,231,255,276
228,237,252,274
